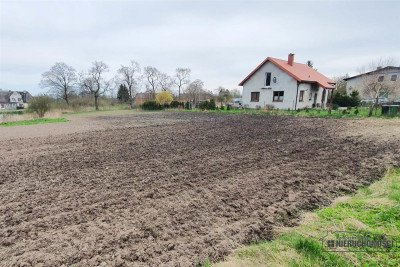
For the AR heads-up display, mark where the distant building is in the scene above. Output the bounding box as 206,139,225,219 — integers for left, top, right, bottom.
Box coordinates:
0,90,33,110
134,92,154,105
344,66,400,99
239,53,335,110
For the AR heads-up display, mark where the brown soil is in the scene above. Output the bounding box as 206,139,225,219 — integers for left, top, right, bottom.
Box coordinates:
0,112,399,266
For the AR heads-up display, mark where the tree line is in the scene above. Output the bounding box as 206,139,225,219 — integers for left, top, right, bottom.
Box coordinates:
39,60,241,111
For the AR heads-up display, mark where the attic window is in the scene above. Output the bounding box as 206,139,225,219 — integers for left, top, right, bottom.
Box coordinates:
378,75,384,82
265,72,271,86
391,75,397,81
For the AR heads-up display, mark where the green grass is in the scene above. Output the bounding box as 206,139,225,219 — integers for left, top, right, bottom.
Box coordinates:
210,168,400,267
0,118,69,127
0,110,26,115
177,107,397,119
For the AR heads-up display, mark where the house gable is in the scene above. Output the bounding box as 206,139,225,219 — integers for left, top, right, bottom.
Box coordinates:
239,56,335,89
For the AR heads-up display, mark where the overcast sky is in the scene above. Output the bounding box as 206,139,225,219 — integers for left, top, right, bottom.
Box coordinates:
1,0,399,95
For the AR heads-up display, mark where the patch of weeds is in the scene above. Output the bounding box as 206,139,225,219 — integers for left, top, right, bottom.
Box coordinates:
294,237,348,267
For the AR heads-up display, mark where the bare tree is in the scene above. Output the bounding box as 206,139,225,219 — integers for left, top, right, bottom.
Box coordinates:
80,61,111,110
359,59,400,116
40,62,77,104
332,74,350,95
158,72,173,92
143,66,160,99
185,79,205,107
174,68,191,101
117,60,141,108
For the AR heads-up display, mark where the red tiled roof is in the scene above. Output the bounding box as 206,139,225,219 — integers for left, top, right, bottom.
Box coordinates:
239,57,335,89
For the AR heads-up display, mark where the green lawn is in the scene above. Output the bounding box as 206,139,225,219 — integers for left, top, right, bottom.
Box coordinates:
210,168,400,267
0,118,69,127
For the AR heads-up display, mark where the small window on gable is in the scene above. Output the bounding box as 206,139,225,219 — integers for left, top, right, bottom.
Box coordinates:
391,75,397,81
299,91,304,102
378,75,384,82
265,72,271,86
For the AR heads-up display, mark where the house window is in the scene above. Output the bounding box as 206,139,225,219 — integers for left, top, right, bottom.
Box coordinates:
391,75,397,81
251,92,260,102
273,91,284,102
265,72,271,86
378,75,384,82
299,90,304,102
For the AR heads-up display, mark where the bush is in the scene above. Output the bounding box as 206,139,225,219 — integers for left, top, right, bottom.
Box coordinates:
220,105,225,110
354,109,359,115
332,104,339,110
207,99,216,110
265,104,274,110
198,99,216,110
28,95,52,118
170,100,183,108
227,104,231,110
140,100,162,110
333,91,360,107
184,101,190,110
155,91,173,105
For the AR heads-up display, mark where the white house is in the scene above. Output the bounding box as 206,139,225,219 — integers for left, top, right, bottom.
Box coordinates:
344,66,400,99
0,90,32,110
239,54,335,110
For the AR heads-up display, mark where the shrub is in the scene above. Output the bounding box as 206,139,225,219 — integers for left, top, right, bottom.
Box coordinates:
155,91,173,105
184,101,191,110
207,99,216,110
140,100,162,110
333,104,339,110
333,91,360,107
199,99,216,110
220,105,225,110
265,104,274,110
227,104,231,110
28,95,52,118
170,100,182,108
354,109,359,115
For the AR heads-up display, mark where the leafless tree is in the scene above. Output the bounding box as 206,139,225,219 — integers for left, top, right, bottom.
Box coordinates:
359,58,400,116
117,60,141,108
158,72,173,92
39,62,77,104
80,61,111,110
143,66,160,99
174,68,191,101
332,74,350,95
185,79,205,107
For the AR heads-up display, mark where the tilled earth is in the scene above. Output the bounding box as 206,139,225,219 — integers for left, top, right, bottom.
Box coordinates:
0,112,399,267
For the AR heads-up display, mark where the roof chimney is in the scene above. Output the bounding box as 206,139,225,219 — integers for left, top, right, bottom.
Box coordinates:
288,53,294,66
377,66,382,70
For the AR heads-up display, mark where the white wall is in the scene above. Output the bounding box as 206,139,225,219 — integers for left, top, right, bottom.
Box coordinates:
241,61,329,110
346,69,400,99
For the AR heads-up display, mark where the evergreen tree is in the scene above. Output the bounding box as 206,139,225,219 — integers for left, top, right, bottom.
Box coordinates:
117,84,129,103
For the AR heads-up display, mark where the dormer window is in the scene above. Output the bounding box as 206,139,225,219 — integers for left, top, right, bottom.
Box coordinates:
265,72,271,86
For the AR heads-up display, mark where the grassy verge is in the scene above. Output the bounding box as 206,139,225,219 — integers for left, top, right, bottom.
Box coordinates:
178,107,398,119
210,168,400,267
61,104,132,115
0,118,69,127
